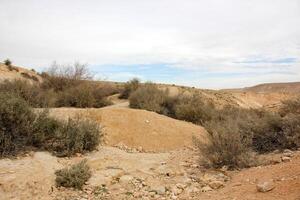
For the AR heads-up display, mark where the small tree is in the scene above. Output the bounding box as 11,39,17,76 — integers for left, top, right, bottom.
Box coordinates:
42,61,93,91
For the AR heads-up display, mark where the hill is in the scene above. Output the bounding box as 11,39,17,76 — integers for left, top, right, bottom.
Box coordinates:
47,107,206,152
0,63,43,83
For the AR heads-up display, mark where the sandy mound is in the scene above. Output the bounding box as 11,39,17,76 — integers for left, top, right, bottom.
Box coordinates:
48,107,206,152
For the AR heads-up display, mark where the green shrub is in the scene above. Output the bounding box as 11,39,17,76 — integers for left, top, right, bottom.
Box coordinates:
197,117,256,169
129,83,167,113
53,117,101,156
55,159,91,189
0,93,35,156
120,78,140,99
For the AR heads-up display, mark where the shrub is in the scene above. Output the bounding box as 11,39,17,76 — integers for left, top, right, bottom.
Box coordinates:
197,117,256,169
29,110,62,148
120,78,140,99
42,62,93,92
279,114,300,149
56,83,112,108
129,83,167,113
52,117,101,156
280,97,300,116
4,59,12,66
55,159,91,189
174,94,216,125
0,93,102,157
0,93,35,156
0,80,56,107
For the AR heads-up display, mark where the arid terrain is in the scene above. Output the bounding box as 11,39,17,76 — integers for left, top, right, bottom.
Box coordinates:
0,64,299,200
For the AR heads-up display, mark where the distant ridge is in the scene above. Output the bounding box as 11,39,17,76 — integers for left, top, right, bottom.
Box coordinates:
243,82,300,93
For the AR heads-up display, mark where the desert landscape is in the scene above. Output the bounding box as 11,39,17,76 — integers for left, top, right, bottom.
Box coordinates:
1,1,299,199
0,62,299,200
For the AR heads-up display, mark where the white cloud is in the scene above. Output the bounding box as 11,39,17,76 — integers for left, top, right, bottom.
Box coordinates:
0,0,299,88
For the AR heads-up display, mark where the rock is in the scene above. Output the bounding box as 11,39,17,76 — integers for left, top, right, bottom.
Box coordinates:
119,175,134,184
186,186,200,193
138,146,143,152
201,186,213,192
283,149,293,154
273,149,280,154
171,195,177,199
232,182,242,187
256,181,275,192
209,180,225,189
171,186,183,195
281,156,291,162
151,186,166,195
283,152,293,157
176,183,186,189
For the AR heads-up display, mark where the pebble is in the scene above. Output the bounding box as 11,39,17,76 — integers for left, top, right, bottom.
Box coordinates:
256,181,275,192
209,180,225,189
281,156,291,162
201,186,213,192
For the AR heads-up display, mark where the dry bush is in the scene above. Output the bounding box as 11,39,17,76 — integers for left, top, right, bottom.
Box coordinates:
42,62,93,91
0,93,102,157
197,117,256,169
281,114,300,148
56,83,112,108
280,97,300,116
29,110,62,148
129,83,167,113
0,93,35,156
120,78,140,99
52,117,101,157
55,159,91,189
0,80,56,107
174,94,216,125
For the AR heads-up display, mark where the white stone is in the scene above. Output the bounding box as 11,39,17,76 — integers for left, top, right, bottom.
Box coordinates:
256,181,275,192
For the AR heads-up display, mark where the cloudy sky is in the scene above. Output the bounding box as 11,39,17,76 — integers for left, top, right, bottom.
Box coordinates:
0,0,299,89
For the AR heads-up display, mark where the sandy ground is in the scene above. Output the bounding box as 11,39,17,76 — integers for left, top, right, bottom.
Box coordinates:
0,147,299,200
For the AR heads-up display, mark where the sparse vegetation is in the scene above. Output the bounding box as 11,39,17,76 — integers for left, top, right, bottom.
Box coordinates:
0,62,117,108
120,78,140,99
0,93,101,157
0,93,36,156
174,94,216,125
52,117,101,157
129,83,168,113
197,117,256,169
55,159,91,189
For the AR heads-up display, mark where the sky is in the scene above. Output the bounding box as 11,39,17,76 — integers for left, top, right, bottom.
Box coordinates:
0,0,299,89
